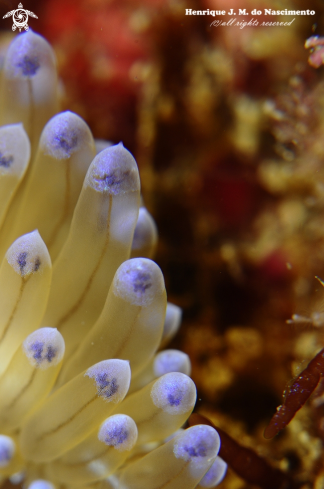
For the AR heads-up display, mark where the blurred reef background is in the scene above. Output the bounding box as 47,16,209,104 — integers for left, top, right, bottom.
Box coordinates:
2,0,324,487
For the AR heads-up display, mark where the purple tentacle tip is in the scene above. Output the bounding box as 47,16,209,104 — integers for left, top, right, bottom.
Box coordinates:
16,55,40,77
0,153,14,168
95,373,119,399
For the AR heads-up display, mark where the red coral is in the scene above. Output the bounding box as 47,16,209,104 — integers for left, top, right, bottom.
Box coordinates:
305,36,324,68
264,347,324,439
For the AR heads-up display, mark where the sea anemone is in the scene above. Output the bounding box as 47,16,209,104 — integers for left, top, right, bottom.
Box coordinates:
0,30,226,489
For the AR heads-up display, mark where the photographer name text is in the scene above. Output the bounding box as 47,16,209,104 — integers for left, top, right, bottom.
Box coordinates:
185,8,315,16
